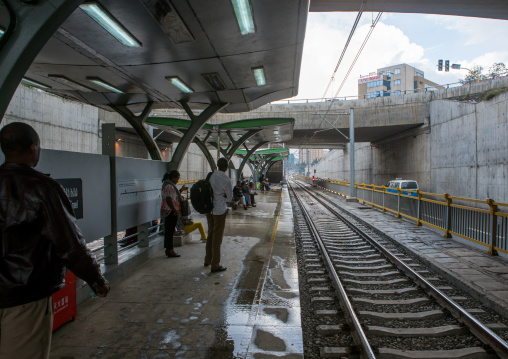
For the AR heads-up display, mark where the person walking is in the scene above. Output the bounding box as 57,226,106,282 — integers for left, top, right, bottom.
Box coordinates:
205,158,233,273
0,122,110,359
161,170,187,258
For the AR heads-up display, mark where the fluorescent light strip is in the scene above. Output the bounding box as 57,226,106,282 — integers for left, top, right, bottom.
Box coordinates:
22,78,51,89
167,77,193,93
88,78,124,93
252,67,266,86
273,130,279,135
80,3,141,48
231,0,255,35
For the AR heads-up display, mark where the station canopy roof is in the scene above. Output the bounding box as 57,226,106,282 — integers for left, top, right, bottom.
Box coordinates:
235,148,289,162
143,117,294,148
1,1,308,114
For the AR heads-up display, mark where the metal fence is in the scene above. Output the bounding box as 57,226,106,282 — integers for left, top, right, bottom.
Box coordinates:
295,175,508,256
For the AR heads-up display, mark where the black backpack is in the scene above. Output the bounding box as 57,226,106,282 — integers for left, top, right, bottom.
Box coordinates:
190,172,214,214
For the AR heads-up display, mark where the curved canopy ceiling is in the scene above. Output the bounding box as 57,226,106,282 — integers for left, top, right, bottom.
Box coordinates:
0,0,309,114
145,117,294,147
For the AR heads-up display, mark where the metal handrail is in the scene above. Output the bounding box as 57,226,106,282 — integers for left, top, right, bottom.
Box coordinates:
296,175,508,255
271,77,508,104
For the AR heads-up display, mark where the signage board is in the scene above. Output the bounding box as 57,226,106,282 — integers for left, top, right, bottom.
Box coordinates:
358,74,382,84
55,178,83,219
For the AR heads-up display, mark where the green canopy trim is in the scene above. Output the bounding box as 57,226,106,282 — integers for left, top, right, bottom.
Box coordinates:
269,155,289,161
146,117,214,130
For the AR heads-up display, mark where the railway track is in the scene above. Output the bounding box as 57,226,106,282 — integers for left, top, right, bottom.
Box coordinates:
290,180,508,359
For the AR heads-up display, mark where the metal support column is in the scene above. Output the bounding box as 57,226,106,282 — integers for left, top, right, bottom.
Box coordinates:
110,102,162,160
193,134,216,171
102,123,118,265
0,0,84,121
347,108,357,201
237,141,268,180
167,102,227,172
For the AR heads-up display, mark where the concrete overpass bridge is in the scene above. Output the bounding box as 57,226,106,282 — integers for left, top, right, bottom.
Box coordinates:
154,78,507,150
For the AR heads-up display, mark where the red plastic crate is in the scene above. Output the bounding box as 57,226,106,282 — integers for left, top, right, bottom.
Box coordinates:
52,271,77,331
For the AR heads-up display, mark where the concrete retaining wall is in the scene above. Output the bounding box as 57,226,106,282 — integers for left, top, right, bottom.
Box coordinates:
2,85,219,181
314,85,508,202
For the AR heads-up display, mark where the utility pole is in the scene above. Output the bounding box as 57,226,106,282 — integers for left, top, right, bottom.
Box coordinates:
347,108,357,201
306,149,310,177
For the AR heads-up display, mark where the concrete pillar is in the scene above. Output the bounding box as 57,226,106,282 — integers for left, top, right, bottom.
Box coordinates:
102,123,118,265
347,107,357,201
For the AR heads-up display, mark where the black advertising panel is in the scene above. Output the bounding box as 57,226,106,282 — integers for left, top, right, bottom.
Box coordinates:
55,178,83,219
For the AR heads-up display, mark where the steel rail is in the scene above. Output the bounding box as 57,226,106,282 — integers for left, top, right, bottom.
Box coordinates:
295,180,508,359
289,182,376,359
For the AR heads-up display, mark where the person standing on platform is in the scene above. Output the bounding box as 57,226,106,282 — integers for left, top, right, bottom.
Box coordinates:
0,122,110,359
259,174,265,191
161,170,187,258
205,158,233,273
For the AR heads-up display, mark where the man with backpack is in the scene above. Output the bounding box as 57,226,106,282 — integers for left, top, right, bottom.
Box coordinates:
205,158,232,273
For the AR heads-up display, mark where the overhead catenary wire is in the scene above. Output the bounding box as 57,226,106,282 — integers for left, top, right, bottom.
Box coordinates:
331,11,383,100
321,0,368,100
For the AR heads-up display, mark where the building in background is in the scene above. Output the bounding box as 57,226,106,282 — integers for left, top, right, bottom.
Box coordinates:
298,149,324,165
358,64,443,99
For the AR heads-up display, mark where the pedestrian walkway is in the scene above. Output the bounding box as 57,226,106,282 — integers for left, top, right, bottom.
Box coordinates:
318,185,508,320
50,187,303,359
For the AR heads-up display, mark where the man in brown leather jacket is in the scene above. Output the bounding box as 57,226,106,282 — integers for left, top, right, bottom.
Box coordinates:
0,122,110,358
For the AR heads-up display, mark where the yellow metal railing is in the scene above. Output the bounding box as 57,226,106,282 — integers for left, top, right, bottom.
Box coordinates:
293,175,508,256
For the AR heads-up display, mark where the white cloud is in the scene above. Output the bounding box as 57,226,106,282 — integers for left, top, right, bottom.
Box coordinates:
426,15,508,47
291,13,508,101
295,14,429,99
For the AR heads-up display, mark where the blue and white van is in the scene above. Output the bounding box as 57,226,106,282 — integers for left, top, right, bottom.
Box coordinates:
386,179,419,197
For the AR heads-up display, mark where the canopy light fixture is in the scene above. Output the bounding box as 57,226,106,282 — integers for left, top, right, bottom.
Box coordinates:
166,77,193,93
88,78,124,93
80,3,141,48
22,77,51,89
231,0,255,35
252,67,266,86
275,137,280,141
0,27,5,37
273,130,279,135
246,140,251,143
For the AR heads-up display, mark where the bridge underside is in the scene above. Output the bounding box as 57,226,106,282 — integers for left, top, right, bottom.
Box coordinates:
286,123,423,149
310,0,508,20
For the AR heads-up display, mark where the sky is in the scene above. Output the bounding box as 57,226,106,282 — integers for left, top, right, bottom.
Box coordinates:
293,12,508,100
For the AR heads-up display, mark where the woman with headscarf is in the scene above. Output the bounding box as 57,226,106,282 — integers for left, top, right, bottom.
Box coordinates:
161,170,187,257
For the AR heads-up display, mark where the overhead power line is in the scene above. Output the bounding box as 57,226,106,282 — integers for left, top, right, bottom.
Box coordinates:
331,11,383,99
322,0,368,100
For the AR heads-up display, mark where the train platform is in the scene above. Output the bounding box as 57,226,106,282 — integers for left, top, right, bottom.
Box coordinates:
50,186,304,359
314,184,508,320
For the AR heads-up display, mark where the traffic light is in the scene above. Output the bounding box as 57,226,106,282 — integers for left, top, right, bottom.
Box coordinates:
312,176,315,182
438,60,443,71
445,60,450,72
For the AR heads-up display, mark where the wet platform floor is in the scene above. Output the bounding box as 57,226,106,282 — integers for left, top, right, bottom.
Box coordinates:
50,187,303,359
